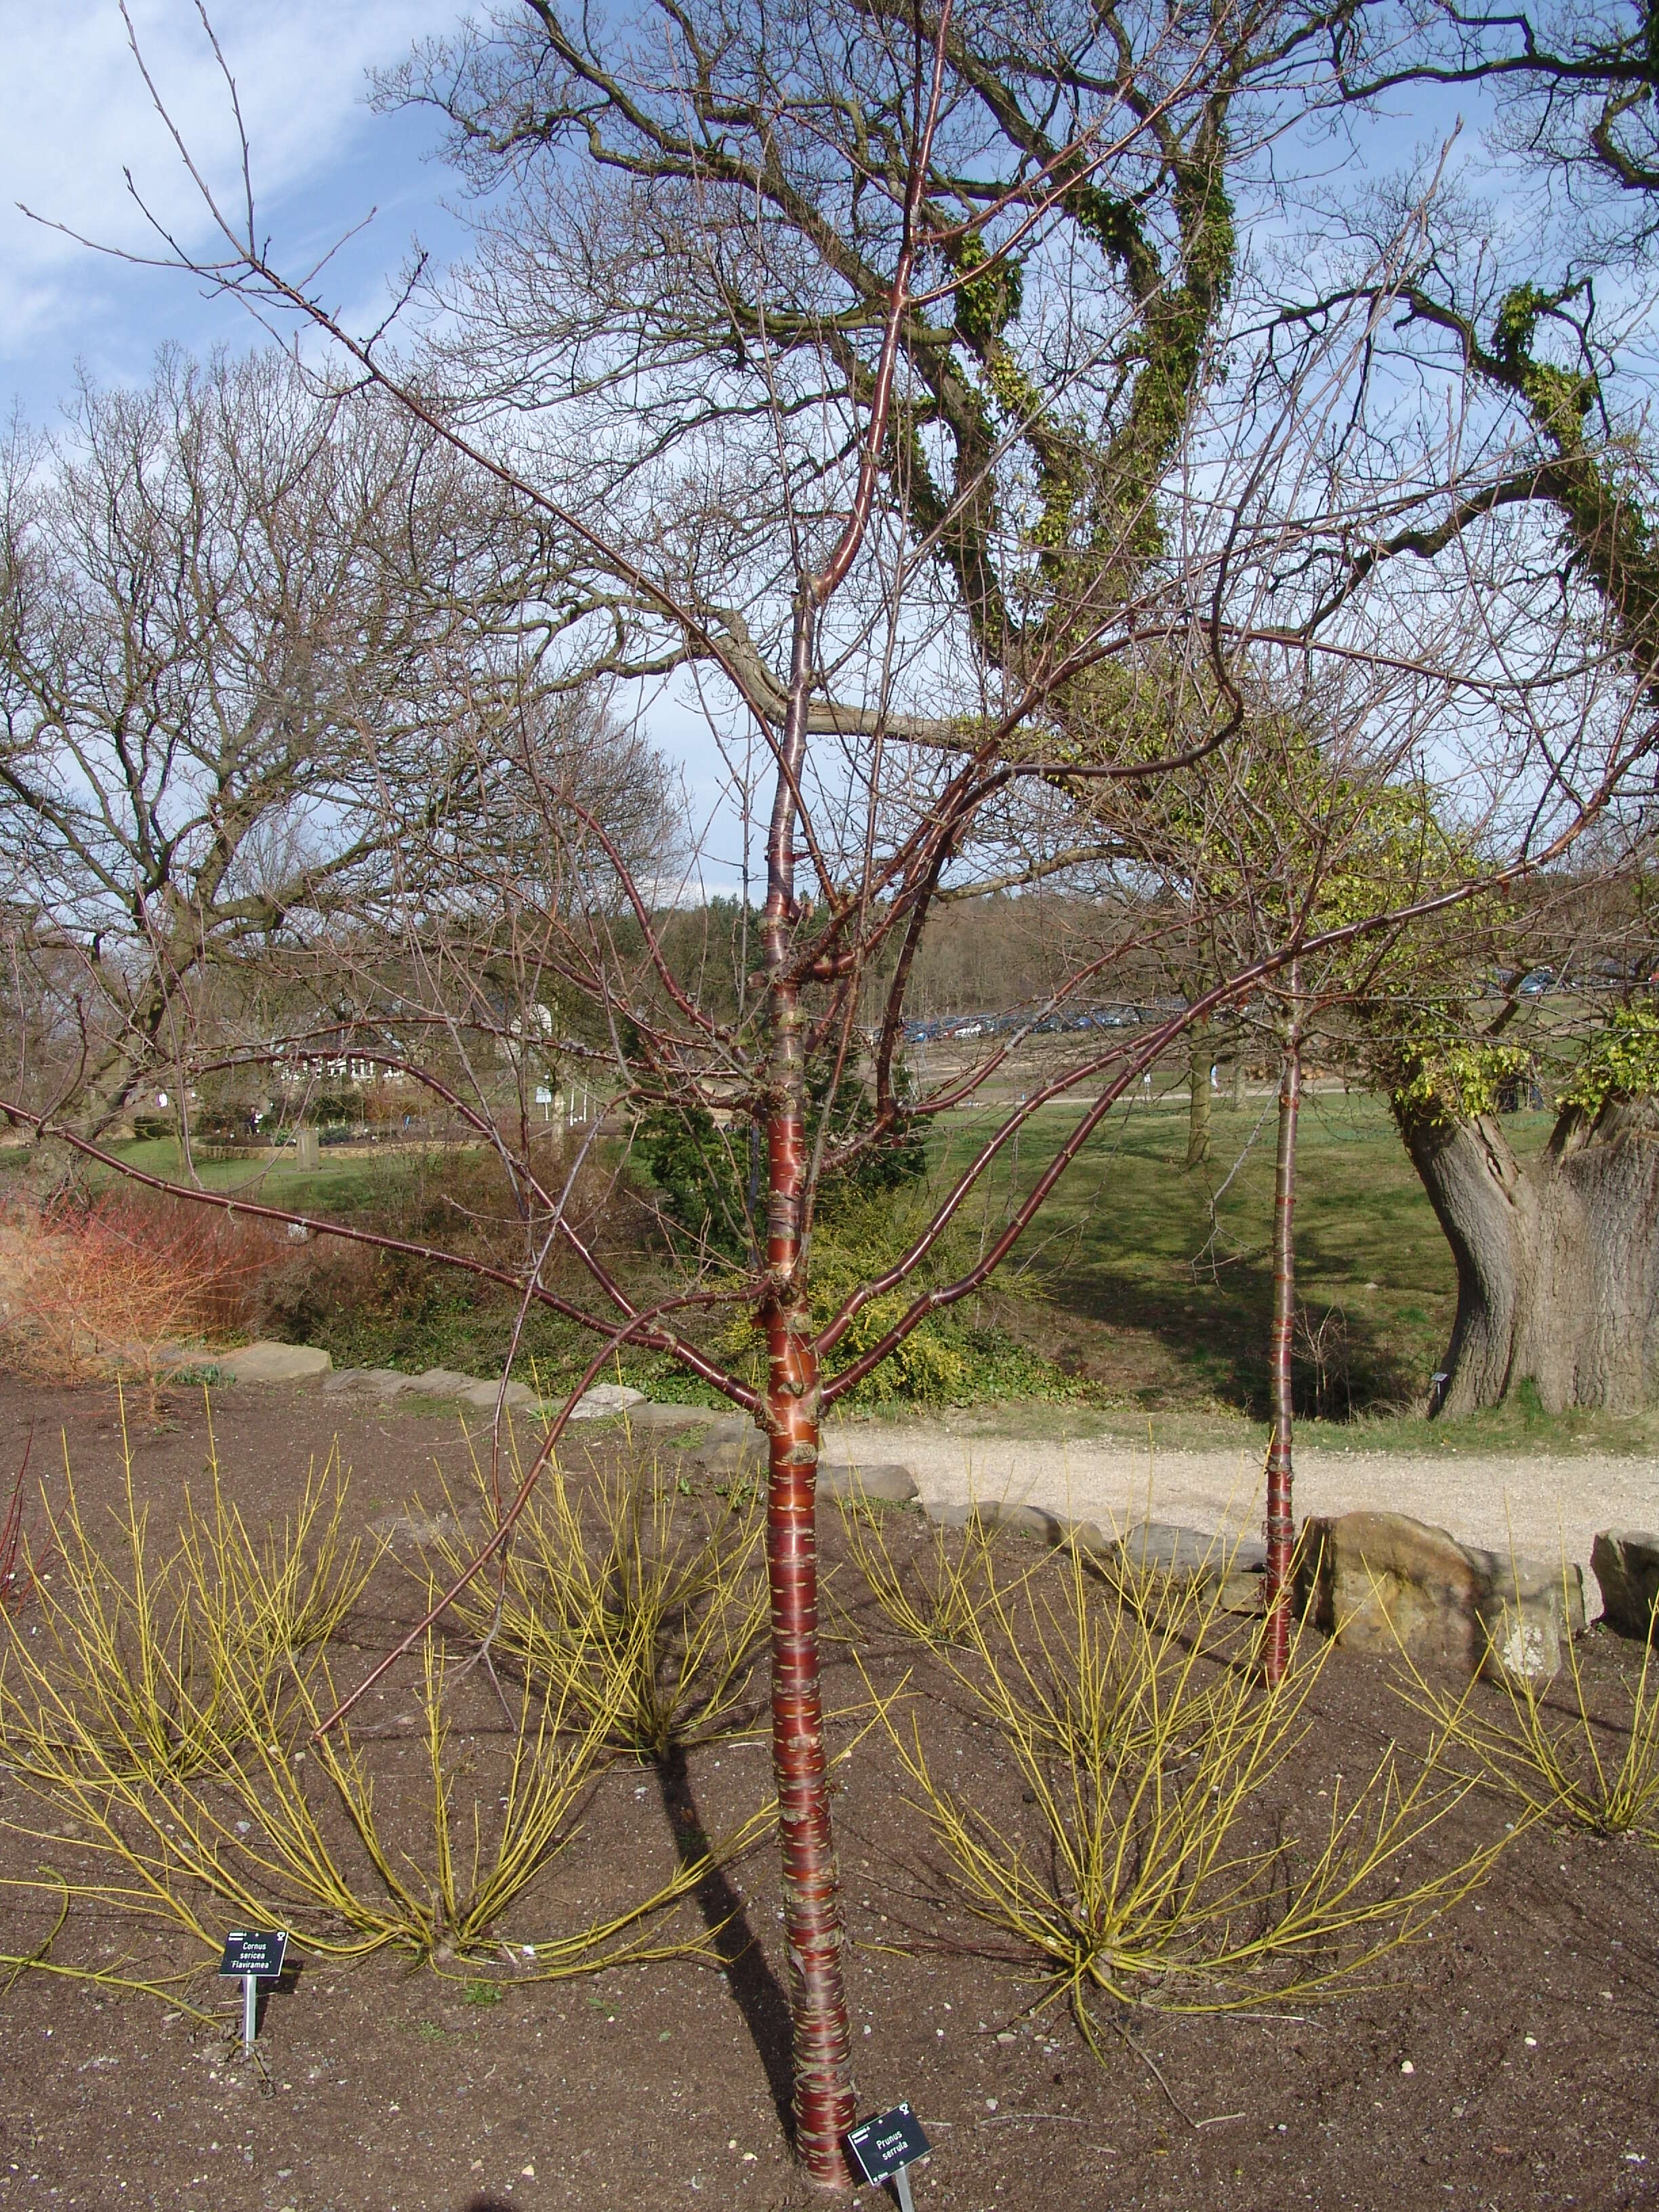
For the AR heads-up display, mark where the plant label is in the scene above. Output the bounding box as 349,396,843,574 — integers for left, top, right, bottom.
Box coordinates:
218,1929,288,1982
218,1928,288,2051
846,2102,930,2207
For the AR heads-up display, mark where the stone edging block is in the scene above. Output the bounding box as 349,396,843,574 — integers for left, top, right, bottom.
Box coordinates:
1591,1530,1659,1643
219,1342,333,1383
1296,1509,1585,1682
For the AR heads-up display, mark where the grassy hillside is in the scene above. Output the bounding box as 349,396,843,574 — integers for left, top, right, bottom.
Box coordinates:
67,1094,1655,1452
934,1086,1541,1421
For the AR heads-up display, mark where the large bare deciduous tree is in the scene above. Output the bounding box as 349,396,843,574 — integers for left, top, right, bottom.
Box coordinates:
1299,0,1659,1408
0,348,666,1181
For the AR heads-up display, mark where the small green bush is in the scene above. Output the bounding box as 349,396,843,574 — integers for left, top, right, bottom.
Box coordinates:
635,1063,926,1267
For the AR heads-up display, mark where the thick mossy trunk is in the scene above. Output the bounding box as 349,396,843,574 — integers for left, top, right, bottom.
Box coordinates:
1401,1096,1659,1414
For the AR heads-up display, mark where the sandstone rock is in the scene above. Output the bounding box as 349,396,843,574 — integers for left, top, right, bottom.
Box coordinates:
459,1378,540,1411
1061,1518,1112,1557
1296,1511,1475,1661
410,1368,482,1397
690,1420,767,1475
567,1382,647,1420
220,1341,332,1384
1214,1560,1269,1615
922,1498,1062,1542
994,1502,1068,1545
695,1417,760,1451
1591,1530,1659,1642
367,1369,422,1398
1297,1510,1583,1681
818,1460,918,1505
323,1366,417,1398
1109,1520,1266,1614
621,1401,720,1433
1115,1520,1229,1574
1460,1544,1584,1681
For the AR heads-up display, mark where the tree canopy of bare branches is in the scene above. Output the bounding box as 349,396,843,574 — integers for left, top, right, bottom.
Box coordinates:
0,346,670,1170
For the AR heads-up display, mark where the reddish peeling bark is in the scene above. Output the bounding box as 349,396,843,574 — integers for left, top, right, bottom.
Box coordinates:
760,602,855,2184
1263,1029,1302,1685
763,1293,851,2177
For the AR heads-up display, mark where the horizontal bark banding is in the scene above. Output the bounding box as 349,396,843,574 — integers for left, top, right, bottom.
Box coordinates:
765,1289,853,2180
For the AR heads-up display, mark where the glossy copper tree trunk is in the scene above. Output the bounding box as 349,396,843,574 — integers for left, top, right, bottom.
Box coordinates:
743,34,949,2163
762,1205,853,2179
1263,1028,1303,1685
759,605,855,2184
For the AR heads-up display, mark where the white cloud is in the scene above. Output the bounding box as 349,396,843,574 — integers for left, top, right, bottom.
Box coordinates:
0,0,462,395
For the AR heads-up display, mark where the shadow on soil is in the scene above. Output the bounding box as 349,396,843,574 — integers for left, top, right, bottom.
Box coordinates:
657,1743,798,2148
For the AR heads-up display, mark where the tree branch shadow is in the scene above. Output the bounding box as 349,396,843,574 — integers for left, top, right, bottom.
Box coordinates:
657,1742,797,2147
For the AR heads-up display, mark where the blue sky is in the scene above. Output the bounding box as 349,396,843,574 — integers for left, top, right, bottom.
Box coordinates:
0,0,465,426
5,4,1480,428
0,0,760,888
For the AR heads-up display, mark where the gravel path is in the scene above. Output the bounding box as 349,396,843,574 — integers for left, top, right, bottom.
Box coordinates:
825,1422,1659,1613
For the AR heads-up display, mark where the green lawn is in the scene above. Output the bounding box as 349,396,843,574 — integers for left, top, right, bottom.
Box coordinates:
96,1136,424,1216
930,1087,1543,1426
79,1100,1659,1453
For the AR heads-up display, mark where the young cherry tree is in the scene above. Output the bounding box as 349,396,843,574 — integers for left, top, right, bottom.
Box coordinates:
20,0,1659,2182
1107,682,1484,1678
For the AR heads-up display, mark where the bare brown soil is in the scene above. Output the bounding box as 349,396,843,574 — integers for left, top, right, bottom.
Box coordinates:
0,1374,1654,2212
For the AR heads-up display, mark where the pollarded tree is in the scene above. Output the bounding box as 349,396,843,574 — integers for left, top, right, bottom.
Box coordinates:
1374,292,1659,1414
1387,994,1659,1414
1298,1,1659,1408
1284,264,1659,1410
